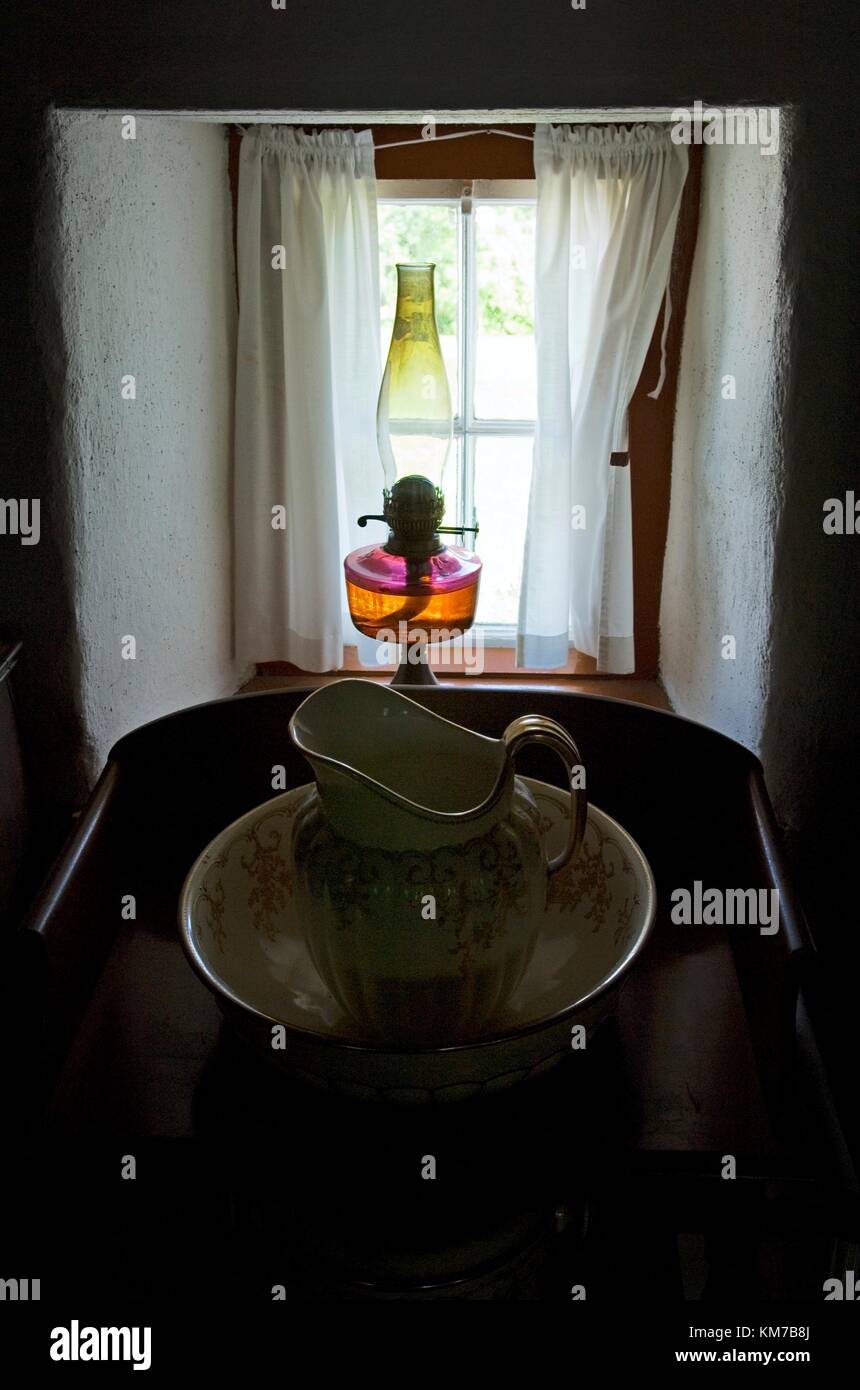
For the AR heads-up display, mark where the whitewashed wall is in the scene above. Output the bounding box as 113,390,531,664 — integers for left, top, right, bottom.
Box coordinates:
45,112,244,788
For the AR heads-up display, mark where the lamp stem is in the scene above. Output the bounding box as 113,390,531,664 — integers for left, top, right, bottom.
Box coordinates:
390,643,440,687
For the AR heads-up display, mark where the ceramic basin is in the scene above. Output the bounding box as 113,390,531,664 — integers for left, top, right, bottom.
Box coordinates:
179,777,656,1103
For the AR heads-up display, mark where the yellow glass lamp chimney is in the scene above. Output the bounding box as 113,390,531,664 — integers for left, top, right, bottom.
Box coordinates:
376,262,453,497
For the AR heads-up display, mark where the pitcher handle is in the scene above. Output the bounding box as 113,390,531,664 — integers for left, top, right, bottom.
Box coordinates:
502,715,587,876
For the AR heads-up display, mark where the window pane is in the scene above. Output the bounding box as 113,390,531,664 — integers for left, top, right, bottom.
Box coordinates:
444,433,464,530
378,203,459,415
474,434,533,626
474,204,536,421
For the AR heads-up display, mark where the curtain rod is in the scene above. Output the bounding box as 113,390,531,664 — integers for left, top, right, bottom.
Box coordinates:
376,128,534,150
235,125,535,147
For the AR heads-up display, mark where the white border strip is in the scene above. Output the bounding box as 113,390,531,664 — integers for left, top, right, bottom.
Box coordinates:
56,107,687,124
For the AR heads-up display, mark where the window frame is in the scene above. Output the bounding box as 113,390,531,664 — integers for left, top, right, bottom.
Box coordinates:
377,178,537,645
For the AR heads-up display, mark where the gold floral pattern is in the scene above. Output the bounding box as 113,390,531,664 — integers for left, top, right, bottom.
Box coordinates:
198,803,309,951
536,792,635,940
614,888,642,949
197,788,640,967
195,873,227,953
294,807,540,979
239,816,294,941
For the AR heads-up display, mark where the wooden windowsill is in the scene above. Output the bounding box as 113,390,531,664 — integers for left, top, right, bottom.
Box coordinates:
248,655,672,710
259,645,662,679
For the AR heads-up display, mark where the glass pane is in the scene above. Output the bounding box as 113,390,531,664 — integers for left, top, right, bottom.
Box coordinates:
378,202,459,416
474,434,533,626
444,433,464,530
474,203,536,421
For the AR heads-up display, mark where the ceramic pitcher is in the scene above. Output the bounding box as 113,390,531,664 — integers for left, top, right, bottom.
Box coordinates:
289,680,586,1045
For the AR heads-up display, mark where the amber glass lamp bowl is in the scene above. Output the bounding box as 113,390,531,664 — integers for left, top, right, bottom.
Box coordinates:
345,534,482,643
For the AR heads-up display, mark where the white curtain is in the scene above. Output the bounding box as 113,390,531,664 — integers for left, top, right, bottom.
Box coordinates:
518,124,688,673
233,127,383,671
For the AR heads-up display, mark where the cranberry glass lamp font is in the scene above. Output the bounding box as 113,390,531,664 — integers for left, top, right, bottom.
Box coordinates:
345,263,481,684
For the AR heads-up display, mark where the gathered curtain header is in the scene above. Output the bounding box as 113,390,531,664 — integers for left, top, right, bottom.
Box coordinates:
536,122,682,173
245,125,376,175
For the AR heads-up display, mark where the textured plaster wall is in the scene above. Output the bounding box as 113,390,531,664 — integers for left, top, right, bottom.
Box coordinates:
759,87,860,974
43,113,243,794
659,140,787,754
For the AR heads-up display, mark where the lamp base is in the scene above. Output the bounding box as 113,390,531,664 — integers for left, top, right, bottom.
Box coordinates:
390,645,440,687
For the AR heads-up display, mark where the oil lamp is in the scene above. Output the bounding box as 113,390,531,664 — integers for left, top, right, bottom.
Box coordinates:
344,263,481,685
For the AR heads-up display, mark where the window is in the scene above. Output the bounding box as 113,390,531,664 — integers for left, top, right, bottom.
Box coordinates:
378,180,536,643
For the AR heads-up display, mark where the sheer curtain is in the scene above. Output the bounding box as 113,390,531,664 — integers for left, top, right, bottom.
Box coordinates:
233,127,382,671
518,124,688,673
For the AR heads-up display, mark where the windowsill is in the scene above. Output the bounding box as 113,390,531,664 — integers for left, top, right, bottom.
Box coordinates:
256,646,658,682
244,658,671,709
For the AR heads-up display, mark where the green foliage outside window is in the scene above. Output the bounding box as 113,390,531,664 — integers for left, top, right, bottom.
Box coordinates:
379,203,534,339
